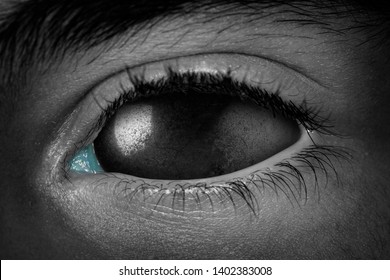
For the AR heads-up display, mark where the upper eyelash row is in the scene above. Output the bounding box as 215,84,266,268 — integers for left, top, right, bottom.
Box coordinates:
95,69,336,138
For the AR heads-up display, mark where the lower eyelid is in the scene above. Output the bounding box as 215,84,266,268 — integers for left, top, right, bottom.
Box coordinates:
64,130,349,215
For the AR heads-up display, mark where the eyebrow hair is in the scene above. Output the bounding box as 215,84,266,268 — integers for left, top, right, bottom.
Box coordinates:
0,0,388,86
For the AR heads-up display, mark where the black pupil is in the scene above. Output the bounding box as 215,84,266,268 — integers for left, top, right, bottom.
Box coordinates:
94,92,300,179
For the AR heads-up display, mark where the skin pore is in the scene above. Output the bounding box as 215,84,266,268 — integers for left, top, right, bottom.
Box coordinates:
0,0,390,259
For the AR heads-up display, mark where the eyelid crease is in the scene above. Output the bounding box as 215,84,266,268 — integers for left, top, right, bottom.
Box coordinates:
128,52,330,92
78,52,329,104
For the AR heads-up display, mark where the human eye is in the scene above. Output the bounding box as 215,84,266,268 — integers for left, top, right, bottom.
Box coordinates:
61,53,347,215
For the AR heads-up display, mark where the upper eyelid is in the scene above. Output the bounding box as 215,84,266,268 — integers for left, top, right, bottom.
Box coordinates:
90,53,329,104
68,52,333,144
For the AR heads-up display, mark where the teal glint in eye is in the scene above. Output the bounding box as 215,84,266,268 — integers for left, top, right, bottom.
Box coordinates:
69,144,104,173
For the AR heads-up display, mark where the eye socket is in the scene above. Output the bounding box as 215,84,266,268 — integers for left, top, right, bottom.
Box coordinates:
61,53,338,215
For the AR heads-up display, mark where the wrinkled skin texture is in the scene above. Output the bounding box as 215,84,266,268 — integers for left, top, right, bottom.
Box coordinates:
0,0,390,259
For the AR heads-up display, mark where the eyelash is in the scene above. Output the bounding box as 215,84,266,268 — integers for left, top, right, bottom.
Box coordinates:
68,69,351,215
90,145,351,215
98,69,334,136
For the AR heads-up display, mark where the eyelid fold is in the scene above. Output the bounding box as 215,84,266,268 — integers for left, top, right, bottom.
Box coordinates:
91,53,328,109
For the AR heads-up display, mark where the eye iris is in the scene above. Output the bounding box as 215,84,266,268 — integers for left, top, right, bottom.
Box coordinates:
94,92,300,179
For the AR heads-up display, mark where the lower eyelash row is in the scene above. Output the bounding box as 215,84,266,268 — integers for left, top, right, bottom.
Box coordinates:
86,145,352,216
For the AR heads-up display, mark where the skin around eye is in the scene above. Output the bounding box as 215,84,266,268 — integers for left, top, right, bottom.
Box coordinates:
64,56,328,213
65,65,323,220
92,92,300,179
